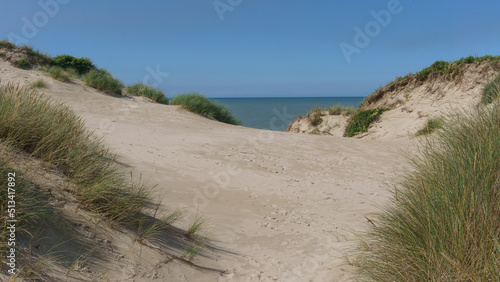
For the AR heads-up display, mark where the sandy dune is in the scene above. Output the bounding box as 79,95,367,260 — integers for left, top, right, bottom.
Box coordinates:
1,60,414,281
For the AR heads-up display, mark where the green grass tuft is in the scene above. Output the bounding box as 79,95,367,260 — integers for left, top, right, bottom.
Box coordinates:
0,83,148,222
415,116,444,136
31,79,47,89
344,107,388,137
82,69,124,95
127,83,168,104
358,102,500,281
328,105,356,116
48,66,71,82
482,73,500,104
170,93,240,125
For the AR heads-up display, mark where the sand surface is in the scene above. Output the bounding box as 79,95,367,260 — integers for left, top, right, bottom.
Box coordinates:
1,60,414,281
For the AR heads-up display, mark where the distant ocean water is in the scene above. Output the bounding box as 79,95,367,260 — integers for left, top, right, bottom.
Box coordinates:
211,97,364,131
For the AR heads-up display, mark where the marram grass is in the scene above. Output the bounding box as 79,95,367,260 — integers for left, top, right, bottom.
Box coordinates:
358,102,500,281
127,83,168,104
170,93,240,125
0,83,148,222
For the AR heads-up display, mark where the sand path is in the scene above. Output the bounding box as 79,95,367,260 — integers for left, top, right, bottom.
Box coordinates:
1,61,413,281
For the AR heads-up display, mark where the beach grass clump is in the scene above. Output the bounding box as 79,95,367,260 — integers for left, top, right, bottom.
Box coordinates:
310,115,323,126
482,73,500,104
358,102,500,281
170,93,240,125
415,116,444,136
344,107,388,137
48,66,71,82
31,79,47,89
328,105,356,116
127,83,168,104
82,69,123,95
52,54,96,75
0,83,148,221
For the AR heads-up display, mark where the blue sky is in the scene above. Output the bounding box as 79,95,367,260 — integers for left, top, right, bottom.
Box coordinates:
1,0,499,98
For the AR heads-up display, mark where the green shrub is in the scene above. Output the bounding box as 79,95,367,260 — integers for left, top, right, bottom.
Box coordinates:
417,60,450,80
358,102,500,281
16,59,30,69
127,83,168,104
344,107,388,137
0,52,5,58
463,56,475,64
482,73,500,104
83,69,123,95
31,79,47,88
52,54,96,75
170,93,240,125
415,116,444,136
48,66,70,82
0,83,148,221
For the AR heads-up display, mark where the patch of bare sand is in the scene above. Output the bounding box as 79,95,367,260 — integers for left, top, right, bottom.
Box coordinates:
0,59,413,281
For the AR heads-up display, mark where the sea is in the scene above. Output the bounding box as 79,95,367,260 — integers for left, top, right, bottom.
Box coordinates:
211,97,364,131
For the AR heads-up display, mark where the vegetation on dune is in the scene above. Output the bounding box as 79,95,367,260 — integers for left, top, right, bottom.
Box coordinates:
482,73,500,104
358,102,500,281
170,93,241,125
0,40,52,69
127,83,168,104
82,69,124,95
344,107,388,137
415,116,444,136
31,79,47,89
0,83,147,221
360,55,500,109
52,54,96,75
416,55,500,81
48,66,71,82
328,105,356,116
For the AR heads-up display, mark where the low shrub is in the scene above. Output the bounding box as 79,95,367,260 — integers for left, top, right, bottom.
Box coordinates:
83,69,123,95
358,102,500,281
415,116,444,136
127,83,168,104
16,59,30,69
344,107,388,137
52,54,96,75
170,93,240,125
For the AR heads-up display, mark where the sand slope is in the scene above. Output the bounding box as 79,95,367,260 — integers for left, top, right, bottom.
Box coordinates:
288,61,499,140
0,60,413,281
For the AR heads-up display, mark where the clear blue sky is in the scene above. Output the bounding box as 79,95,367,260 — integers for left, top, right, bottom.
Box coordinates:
1,0,499,98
